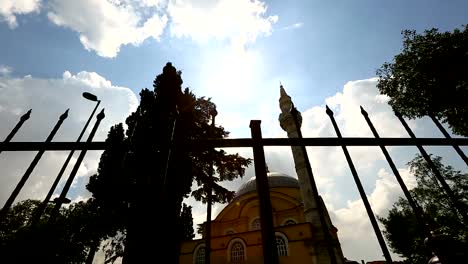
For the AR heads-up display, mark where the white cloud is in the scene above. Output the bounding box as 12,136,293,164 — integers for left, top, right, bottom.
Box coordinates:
0,65,13,75
141,0,164,7
167,0,278,50
188,77,449,261
3,0,277,57
279,22,303,31
47,0,168,58
330,167,414,261
0,0,41,28
0,70,137,206
286,78,423,260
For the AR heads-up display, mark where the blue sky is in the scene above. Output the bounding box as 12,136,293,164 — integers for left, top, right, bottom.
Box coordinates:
1,0,467,262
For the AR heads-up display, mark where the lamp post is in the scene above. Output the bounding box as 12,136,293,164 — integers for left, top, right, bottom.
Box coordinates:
48,108,105,223
31,92,100,226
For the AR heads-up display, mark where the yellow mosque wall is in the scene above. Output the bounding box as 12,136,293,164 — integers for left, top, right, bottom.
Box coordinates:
180,223,315,264
180,179,330,264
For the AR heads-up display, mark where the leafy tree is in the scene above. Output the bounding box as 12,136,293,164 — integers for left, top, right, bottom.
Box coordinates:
180,203,195,240
379,155,468,264
86,63,251,262
377,25,468,136
0,199,100,263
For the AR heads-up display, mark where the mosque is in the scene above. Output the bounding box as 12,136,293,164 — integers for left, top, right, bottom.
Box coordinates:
179,86,346,264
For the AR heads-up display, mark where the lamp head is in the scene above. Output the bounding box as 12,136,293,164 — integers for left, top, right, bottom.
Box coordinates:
82,92,98,102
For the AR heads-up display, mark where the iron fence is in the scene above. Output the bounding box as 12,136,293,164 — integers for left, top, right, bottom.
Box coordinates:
0,104,467,264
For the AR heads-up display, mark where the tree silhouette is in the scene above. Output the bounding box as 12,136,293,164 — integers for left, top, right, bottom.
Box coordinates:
180,203,195,240
0,199,101,263
377,25,468,136
379,155,468,263
86,63,251,262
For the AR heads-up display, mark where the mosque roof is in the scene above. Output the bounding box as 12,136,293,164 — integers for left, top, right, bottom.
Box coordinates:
235,172,299,197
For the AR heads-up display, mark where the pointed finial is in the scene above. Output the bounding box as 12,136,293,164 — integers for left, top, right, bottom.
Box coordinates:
279,83,292,114
21,109,32,121
280,84,287,97
360,105,368,116
97,108,105,120
325,105,333,116
60,109,69,120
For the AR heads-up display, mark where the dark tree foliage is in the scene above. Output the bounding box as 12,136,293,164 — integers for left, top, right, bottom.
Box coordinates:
377,25,468,136
180,203,195,240
0,199,100,263
379,155,468,264
85,63,251,262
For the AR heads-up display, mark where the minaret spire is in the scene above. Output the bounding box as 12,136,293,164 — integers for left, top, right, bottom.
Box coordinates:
279,84,301,131
278,83,344,264
279,83,291,113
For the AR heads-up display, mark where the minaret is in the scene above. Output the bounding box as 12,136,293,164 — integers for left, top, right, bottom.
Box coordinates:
279,85,344,264
278,85,318,224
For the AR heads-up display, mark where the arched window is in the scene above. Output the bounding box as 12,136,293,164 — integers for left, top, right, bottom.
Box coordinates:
250,217,261,230
275,232,288,256
225,228,235,235
230,241,245,261
194,244,205,264
282,218,297,226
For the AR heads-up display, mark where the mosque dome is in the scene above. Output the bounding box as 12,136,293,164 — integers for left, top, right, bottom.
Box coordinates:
235,172,299,197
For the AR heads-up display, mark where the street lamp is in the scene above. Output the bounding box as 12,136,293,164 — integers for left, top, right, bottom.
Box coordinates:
82,92,98,102
31,92,101,225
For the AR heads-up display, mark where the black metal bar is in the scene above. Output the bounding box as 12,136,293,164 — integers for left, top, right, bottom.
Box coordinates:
360,106,430,233
0,109,31,155
395,111,468,224
161,110,178,191
291,105,338,264
250,120,279,264
31,100,101,226
326,106,393,264
0,109,69,220
48,109,105,223
205,108,216,264
429,114,468,166
2,137,468,151
205,179,212,264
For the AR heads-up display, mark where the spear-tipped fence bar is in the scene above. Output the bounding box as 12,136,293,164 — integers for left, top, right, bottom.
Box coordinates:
31,99,101,226
0,109,31,155
360,106,429,232
395,111,468,225
326,105,393,264
429,114,468,166
48,109,105,223
359,107,456,263
0,109,69,220
291,105,338,264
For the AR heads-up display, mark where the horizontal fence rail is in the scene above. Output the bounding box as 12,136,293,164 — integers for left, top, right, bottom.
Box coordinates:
2,89,467,264
1,137,468,151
